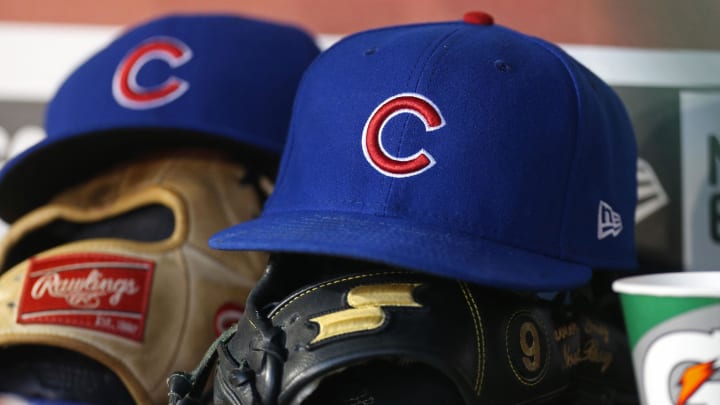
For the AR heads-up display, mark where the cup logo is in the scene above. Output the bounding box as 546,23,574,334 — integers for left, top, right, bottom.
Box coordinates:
112,36,192,109
643,329,720,405
362,93,445,178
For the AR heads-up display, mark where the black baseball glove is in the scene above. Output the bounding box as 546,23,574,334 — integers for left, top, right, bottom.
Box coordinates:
567,272,640,405
169,254,626,404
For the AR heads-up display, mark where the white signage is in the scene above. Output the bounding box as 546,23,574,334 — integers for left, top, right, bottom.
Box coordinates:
680,92,720,270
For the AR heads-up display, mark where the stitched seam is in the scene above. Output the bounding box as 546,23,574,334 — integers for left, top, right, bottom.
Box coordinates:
523,35,583,256
260,208,588,266
270,271,411,320
383,28,461,216
153,248,190,391
459,282,484,395
505,311,530,386
273,200,566,253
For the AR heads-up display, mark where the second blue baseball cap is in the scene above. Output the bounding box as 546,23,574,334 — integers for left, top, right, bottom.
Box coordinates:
0,13,319,222
210,12,638,291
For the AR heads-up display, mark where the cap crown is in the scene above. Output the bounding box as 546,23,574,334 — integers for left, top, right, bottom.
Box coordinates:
0,14,320,221
212,18,638,290
46,14,319,154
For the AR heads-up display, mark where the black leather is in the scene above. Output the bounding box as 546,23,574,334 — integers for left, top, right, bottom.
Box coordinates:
568,274,639,405
0,345,134,404
167,256,640,405
209,256,581,404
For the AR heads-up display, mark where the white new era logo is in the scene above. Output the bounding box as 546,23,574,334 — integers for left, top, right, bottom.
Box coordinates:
598,201,623,240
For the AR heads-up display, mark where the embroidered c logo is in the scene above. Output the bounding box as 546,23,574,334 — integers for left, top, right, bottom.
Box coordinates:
112,36,192,109
362,93,445,178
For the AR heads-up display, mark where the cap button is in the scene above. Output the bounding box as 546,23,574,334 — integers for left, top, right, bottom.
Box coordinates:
463,11,494,26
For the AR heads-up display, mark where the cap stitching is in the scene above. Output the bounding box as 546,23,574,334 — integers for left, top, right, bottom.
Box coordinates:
382,28,462,217
523,36,583,260
273,197,568,255
264,49,319,208
250,206,629,266
262,205,574,260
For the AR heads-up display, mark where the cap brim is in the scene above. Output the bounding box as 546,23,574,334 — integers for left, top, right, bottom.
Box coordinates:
210,211,591,291
0,128,278,223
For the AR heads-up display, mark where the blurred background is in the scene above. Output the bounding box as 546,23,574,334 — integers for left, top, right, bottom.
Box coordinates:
1,0,720,271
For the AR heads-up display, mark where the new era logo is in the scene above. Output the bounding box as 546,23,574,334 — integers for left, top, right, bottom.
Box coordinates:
598,201,623,240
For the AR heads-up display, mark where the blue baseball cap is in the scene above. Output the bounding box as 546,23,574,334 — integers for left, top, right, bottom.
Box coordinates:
0,13,319,222
210,12,638,291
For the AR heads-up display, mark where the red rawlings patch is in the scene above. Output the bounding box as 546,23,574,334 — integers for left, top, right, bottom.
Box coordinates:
17,252,155,342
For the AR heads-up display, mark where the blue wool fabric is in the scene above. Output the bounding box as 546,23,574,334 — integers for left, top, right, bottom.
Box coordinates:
0,14,319,221
211,14,638,291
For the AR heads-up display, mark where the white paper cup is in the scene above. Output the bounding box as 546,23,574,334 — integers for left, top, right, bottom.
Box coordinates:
613,272,720,405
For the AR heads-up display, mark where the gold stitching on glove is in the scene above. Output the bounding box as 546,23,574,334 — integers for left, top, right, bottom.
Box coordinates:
269,272,410,321
459,282,485,395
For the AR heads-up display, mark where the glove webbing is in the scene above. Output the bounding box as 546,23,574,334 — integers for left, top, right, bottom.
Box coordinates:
168,323,238,405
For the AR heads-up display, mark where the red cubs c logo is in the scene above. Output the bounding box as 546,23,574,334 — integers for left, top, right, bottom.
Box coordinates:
362,93,445,177
112,36,192,109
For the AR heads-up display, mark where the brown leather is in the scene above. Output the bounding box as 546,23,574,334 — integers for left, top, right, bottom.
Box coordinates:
0,150,268,404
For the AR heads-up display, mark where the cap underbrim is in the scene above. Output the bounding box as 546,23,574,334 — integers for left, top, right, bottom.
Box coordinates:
0,128,279,223
210,211,591,291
